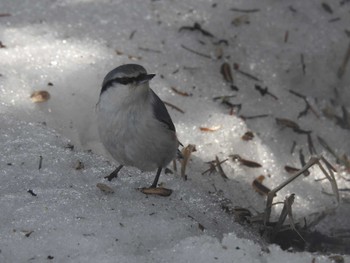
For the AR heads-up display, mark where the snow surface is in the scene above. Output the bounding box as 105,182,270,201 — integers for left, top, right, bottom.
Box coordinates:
0,0,350,262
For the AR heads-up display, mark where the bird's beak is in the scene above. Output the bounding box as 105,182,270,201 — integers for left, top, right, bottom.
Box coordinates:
140,74,155,84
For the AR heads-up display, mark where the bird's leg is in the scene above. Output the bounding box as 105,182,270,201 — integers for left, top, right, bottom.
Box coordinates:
150,167,162,188
104,164,123,181
140,167,173,196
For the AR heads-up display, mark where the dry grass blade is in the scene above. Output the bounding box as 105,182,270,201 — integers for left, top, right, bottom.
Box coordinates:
269,194,305,244
264,156,336,225
318,136,350,171
283,194,305,242
317,157,340,202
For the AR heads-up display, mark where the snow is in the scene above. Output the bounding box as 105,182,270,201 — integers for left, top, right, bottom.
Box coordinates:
0,0,350,262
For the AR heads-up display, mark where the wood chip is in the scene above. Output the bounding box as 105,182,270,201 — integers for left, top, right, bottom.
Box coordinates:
241,131,254,141
284,165,300,174
96,183,114,194
199,125,221,132
252,175,271,196
139,187,172,197
181,144,196,178
231,154,262,168
75,160,85,170
30,90,50,103
220,62,234,83
171,86,191,97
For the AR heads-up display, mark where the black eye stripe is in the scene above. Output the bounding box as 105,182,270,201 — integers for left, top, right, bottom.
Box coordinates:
101,74,147,94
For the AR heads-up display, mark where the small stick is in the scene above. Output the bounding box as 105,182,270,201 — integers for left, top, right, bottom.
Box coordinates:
163,101,185,114
38,155,43,170
180,44,211,59
202,158,228,175
289,89,319,118
252,175,271,196
129,30,137,40
230,8,260,13
255,85,278,100
337,42,350,79
284,30,289,43
179,22,214,38
138,47,162,53
233,63,260,82
215,156,228,179
240,114,269,120
171,87,191,97
307,133,317,155
321,3,333,14
299,149,310,176
27,190,37,197
300,53,306,75
290,141,297,154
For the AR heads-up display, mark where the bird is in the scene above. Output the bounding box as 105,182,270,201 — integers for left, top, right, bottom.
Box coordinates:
96,64,180,196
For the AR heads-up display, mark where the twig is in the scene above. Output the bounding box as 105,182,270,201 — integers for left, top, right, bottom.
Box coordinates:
179,22,214,38
215,155,228,179
38,155,43,170
163,101,185,114
240,114,269,120
231,154,262,168
307,133,317,155
321,3,333,14
202,158,228,175
284,30,289,43
290,141,297,154
233,63,261,81
337,42,350,79
180,44,211,59
255,85,278,100
171,87,191,97
289,89,319,118
252,175,271,195
230,8,260,13
300,53,306,75
299,149,310,176
138,47,162,53
129,30,137,40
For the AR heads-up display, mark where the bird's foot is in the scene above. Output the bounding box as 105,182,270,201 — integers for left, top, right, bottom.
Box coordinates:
104,165,123,181
139,187,173,197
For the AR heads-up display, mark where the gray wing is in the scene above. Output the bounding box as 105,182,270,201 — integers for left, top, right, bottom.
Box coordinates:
150,89,176,132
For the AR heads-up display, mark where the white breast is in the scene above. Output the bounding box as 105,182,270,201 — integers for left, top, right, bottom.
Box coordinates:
96,83,178,171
